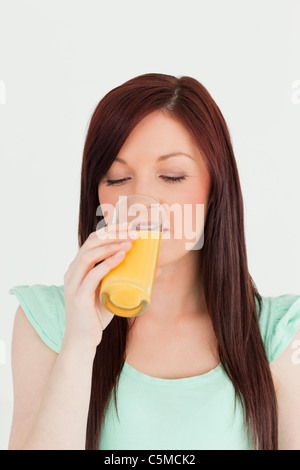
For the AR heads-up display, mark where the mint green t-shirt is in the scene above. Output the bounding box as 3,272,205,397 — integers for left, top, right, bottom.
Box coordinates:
8,285,300,450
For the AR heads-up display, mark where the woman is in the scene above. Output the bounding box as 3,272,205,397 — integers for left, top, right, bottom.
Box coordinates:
8,73,300,450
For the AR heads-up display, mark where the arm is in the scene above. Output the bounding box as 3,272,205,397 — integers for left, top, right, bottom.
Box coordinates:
9,223,137,450
9,305,96,450
271,328,300,450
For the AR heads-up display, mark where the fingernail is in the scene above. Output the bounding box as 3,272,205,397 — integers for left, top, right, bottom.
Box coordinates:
119,241,132,246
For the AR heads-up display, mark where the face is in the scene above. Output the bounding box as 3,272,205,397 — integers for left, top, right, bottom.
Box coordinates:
98,110,211,268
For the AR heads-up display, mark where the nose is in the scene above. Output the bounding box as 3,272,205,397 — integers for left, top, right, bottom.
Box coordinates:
128,187,162,206
122,190,169,231
129,185,160,203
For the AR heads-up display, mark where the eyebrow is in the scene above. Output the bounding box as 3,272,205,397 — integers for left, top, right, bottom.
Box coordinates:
115,152,195,164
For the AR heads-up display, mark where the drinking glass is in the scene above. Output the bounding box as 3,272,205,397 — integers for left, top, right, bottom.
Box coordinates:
99,195,164,317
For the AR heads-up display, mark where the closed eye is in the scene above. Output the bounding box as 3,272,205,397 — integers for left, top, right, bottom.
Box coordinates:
105,176,186,186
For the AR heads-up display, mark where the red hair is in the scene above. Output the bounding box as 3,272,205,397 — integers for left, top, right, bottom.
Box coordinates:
78,73,278,450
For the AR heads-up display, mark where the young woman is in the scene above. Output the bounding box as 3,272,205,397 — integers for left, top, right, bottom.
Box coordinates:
8,73,300,450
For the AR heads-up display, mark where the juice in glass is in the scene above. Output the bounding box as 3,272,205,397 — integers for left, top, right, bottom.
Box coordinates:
100,229,162,317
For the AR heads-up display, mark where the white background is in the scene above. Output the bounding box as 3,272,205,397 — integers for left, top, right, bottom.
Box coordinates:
0,0,299,450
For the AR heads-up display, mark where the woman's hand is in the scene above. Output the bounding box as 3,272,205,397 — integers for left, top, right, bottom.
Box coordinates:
62,222,139,353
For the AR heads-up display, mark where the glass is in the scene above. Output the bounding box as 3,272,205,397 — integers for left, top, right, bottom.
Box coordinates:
99,195,164,317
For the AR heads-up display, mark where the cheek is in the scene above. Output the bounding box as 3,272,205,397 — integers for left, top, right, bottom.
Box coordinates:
161,180,209,254
98,185,113,205
185,175,211,224
183,178,210,205
168,180,209,229
98,184,121,225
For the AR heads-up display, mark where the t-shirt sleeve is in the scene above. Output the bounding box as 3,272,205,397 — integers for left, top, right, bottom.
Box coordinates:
258,294,300,364
8,284,65,353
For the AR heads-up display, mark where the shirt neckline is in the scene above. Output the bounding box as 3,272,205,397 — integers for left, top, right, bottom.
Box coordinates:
122,360,223,388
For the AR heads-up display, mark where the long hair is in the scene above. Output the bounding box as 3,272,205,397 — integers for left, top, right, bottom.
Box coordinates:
79,73,278,450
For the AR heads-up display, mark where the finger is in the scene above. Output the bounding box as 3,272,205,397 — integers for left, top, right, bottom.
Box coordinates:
80,249,127,300
87,224,139,248
95,221,140,238
67,226,137,276
94,222,129,238
66,241,133,293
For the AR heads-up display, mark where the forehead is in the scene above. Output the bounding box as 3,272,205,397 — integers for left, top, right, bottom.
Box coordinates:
116,110,202,163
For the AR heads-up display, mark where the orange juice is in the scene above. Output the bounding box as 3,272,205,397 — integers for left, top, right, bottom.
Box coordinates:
100,230,162,317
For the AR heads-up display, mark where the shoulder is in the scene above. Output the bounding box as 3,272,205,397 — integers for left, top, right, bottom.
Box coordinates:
257,293,300,364
9,284,65,353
